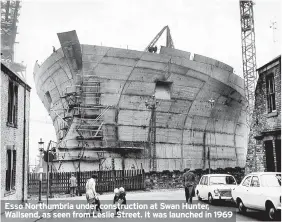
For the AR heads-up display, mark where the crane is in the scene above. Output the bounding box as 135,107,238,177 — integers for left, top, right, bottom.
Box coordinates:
239,0,258,120
1,0,26,79
145,25,175,52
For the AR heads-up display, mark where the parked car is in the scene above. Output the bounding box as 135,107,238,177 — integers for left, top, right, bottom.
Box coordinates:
232,172,281,221
195,174,237,204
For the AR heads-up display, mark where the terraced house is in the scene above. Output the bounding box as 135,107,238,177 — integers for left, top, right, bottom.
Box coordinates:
1,63,30,203
246,55,281,173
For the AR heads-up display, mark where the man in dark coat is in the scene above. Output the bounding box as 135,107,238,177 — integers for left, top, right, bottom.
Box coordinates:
182,168,196,203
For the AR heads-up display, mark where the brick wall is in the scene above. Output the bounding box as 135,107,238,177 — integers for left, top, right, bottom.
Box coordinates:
1,67,30,201
246,56,281,173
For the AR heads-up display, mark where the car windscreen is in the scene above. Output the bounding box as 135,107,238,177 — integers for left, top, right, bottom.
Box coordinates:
261,174,281,187
209,176,236,185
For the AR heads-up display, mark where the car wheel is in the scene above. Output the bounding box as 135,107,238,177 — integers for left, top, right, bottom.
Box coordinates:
238,200,247,214
266,203,276,221
208,194,213,205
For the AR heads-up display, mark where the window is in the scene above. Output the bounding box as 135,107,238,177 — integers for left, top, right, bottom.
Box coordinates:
203,176,208,185
200,177,205,185
226,176,237,185
266,74,276,113
7,81,18,126
6,147,16,191
155,81,171,100
242,176,251,187
210,176,227,185
250,176,260,187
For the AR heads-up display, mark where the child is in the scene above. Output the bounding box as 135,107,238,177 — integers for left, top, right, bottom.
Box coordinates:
113,188,120,216
117,187,126,213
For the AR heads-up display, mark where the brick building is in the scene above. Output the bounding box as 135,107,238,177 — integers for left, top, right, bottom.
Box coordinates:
1,63,31,203
246,55,281,173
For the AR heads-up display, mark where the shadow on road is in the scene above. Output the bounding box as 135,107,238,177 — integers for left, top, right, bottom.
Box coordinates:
237,210,281,221
197,199,281,221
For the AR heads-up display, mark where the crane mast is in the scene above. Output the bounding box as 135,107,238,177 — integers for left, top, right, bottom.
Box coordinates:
1,0,26,78
239,0,258,118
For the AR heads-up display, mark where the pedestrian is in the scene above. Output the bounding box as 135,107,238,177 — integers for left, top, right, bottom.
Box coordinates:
117,187,126,213
85,174,102,215
182,168,196,204
113,188,120,216
69,173,77,197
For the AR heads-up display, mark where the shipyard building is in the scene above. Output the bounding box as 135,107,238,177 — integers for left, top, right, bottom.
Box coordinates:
33,30,248,172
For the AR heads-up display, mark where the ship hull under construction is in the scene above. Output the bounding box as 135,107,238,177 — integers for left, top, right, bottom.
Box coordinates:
33,31,248,172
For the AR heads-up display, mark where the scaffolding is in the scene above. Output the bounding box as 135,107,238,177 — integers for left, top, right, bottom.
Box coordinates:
55,70,111,171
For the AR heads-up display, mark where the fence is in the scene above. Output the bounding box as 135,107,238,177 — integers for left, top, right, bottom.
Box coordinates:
28,169,145,195
144,167,246,189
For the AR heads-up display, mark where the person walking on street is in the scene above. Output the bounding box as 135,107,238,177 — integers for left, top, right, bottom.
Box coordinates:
86,174,102,215
182,168,196,203
69,173,77,197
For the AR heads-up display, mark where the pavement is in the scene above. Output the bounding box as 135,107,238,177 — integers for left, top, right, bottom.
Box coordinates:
1,190,275,222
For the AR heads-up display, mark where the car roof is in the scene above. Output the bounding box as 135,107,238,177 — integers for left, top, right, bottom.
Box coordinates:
201,174,233,177
247,172,281,176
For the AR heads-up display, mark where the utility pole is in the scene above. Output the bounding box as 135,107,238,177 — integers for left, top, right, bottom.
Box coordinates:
38,138,44,203
270,20,277,43
145,96,159,171
208,98,215,174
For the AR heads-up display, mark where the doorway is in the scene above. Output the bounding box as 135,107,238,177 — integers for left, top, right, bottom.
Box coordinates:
264,140,275,172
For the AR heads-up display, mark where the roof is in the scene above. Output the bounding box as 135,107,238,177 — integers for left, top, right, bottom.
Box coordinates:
257,55,281,71
247,172,281,176
201,174,233,177
1,63,31,90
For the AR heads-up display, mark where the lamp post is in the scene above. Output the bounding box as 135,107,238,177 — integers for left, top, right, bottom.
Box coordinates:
38,138,44,203
145,95,159,172
208,98,215,174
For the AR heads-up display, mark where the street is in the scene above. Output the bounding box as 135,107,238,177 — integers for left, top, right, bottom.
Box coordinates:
2,190,273,222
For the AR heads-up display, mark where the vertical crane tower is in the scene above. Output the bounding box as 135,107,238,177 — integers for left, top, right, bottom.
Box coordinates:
1,0,26,78
239,0,257,118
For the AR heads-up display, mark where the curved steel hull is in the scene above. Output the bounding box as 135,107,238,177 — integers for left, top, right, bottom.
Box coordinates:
33,31,248,172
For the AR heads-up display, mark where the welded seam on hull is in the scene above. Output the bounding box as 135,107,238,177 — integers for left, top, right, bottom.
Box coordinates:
163,57,175,129
114,54,145,142
180,72,207,170
233,105,244,167
59,141,245,148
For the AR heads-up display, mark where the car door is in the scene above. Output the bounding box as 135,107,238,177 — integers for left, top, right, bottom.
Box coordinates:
199,176,206,198
197,176,204,197
239,176,252,207
202,176,209,199
248,176,264,210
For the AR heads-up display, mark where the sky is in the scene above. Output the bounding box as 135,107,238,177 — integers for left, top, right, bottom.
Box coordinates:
13,0,281,168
